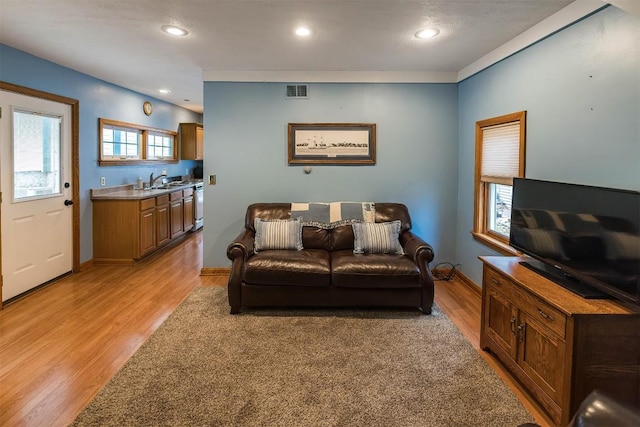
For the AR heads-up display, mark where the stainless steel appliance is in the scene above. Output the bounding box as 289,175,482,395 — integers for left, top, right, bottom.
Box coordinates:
193,182,203,230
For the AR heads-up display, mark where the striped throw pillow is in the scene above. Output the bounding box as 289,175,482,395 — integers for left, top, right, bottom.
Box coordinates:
254,218,304,253
352,220,404,255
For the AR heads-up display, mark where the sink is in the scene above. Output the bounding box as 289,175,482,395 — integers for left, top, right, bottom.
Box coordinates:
137,181,185,191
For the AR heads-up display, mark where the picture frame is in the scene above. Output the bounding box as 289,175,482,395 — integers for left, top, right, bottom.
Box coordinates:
288,123,376,165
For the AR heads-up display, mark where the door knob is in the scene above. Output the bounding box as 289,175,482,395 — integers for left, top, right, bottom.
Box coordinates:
64,199,74,206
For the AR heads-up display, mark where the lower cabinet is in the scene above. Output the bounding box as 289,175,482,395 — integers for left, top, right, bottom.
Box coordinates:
480,256,640,426
170,191,184,239
93,189,195,264
156,195,171,247
139,203,156,257
183,188,194,232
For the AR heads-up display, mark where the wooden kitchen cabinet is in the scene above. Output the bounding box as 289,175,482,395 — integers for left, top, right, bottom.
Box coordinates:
169,191,184,239
92,198,148,262
183,188,194,232
156,194,170,247
179,123,203,160
139,198,156,256
92,185,196,264
480,256,640,426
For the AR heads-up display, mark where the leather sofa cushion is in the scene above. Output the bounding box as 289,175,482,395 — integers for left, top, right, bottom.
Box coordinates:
375,203,412,232
302,226,331,249
331,225,355,251
244,203,414,252
244,249,331,287
331,250,421,288
245,203,291,232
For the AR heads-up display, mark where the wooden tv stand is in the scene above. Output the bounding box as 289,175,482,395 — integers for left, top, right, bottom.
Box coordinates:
479,256,640,426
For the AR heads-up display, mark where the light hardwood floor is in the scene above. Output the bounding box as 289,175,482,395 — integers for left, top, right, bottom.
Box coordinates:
0,232,552,426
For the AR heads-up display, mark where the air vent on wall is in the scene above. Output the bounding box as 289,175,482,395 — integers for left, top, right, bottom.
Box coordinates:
285,84,309,99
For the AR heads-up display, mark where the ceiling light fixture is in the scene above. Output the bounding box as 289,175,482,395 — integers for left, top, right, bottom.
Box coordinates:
158,88,171,94
295,27,311,37
161,25,188,36
415,28,440,39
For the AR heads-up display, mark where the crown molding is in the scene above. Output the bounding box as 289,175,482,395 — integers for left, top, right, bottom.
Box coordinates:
203,70,458,83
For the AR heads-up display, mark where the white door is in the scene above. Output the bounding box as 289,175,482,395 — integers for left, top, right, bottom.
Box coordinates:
0,91,73,302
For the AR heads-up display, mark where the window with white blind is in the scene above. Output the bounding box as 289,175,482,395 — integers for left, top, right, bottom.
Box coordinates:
473,111,526,253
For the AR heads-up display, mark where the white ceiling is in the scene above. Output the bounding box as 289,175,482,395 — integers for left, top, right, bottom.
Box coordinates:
0,1,619,113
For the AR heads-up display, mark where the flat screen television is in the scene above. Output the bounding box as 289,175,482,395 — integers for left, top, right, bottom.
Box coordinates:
509,178,640,305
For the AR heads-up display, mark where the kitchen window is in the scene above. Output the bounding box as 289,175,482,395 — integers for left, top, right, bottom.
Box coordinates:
99,118,178,165
472,111,526,254
147,131,175,160
101,121,141,161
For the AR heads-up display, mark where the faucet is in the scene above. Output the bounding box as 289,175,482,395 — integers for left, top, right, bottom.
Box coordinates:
149,172,167,188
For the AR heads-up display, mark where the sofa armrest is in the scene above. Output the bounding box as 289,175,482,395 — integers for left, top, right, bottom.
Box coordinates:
226,229,254,314
401,231,435,265
227,229,255,261
401,231,435,314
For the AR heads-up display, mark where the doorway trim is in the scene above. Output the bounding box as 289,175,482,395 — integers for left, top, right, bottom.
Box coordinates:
0,82,80,309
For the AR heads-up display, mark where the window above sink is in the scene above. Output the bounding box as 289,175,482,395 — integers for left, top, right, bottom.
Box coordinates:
99,118,178,166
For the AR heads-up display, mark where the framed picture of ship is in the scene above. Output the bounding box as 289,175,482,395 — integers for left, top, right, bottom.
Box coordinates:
288,123,376,165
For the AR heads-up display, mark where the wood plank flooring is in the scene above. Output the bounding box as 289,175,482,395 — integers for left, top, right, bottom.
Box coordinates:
0,232,551,426
434,278,553,427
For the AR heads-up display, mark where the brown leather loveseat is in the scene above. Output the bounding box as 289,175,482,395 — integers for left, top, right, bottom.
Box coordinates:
226,203,435,314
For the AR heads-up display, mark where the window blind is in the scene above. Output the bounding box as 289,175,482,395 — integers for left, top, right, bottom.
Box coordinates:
480,121,521,185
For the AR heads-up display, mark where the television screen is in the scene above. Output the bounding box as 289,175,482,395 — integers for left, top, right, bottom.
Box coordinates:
509,178,640,305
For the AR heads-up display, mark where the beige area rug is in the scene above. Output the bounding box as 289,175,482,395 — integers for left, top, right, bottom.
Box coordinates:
72,286,535,426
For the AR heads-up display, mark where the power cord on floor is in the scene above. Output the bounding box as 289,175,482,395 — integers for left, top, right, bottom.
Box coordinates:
432,262,461,281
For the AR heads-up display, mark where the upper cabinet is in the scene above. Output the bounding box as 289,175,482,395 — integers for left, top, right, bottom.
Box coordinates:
180,123,203,160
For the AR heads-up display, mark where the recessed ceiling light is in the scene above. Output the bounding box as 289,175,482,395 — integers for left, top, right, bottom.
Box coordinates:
415,28,440,39
295,27,311,37
161,25,188,36
158,88,171,94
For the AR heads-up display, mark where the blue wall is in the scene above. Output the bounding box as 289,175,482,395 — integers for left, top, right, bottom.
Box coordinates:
0,44,202,263
203,82,459,266
2,5,637,281
456,6,640,285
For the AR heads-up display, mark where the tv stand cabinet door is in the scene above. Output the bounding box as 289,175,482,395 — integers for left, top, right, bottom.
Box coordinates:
517,311,567,415
482,281,518,360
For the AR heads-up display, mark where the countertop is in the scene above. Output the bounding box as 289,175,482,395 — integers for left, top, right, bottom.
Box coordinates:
91,182,198,201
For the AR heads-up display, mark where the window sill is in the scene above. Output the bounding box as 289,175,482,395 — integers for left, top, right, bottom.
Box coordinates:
471,232,519,256
98,159,179,166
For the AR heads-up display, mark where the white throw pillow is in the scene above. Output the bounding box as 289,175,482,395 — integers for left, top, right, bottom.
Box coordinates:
254,218,304,253
352,220,404,255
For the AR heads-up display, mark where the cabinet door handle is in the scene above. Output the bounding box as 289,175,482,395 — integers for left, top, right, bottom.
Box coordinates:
517,323,525,342
510,316,517,334
490,278,501,286
537,308,554,322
